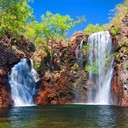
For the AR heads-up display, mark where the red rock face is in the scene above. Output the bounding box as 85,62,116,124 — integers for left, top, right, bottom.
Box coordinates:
111,47,128,106
34,32,88,105
111,13,128,106
112,49,128,106
112,67,123,106
34,70,74,105
0,68,12,107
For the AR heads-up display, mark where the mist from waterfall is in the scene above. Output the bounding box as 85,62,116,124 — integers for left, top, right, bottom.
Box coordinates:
9,58,39,106
87,31,114,104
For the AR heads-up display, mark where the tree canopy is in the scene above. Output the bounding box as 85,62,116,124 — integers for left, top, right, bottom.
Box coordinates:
26,11,85,46
0,0,33,38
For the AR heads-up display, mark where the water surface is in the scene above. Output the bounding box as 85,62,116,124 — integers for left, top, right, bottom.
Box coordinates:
0,105,128,128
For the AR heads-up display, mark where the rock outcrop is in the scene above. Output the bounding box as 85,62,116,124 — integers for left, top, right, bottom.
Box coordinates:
0,68,12,107
112,13,128,106
34,69,75,104
34,32,89,104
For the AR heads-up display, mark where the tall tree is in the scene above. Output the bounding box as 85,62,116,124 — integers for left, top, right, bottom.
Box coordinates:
26,11,85,46
0,0,33,39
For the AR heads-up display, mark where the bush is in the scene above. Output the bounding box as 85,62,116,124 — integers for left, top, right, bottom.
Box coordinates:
85,62,99,75
110,26,120,36
84,24,109,35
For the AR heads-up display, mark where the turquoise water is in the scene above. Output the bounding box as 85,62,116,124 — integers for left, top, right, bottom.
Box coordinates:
0,105,128,128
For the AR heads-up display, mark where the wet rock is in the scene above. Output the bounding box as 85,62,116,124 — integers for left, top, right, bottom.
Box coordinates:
0,68,12,108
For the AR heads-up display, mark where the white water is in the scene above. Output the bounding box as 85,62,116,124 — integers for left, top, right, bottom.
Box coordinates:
76,39,84,69
87,31,114,104
74,40,84,102
9,58,39,106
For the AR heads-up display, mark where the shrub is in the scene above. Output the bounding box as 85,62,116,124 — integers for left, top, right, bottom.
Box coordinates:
85,62,99,75
126,64,128,70
84,24,109,35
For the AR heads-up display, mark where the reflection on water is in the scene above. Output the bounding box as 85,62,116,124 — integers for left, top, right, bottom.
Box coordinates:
0,105,128,128
90,106,115,127
9,107,38,128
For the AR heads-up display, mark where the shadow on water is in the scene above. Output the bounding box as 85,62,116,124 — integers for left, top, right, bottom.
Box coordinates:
0,105,128,128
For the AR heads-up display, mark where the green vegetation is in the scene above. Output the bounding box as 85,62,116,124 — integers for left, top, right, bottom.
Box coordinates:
109,0,128,38
0,0,85,71
85,62,99,75
84,0,128,38
126,64,128,70
0,0,127,73
26,12,85,70
84,24,109,35
82,44,88,56
0,0,85,46
70,63,79,73
110,0,128,27
0,0,33,39
110,26,120,36
26,11,85,46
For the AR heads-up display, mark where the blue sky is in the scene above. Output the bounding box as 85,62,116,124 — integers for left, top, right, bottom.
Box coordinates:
29,0,123,37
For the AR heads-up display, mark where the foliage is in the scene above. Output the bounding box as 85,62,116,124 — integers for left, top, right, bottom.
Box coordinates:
110,26,120,36
126,63,128,70
119,40,128,48
34,61,44,70
105,53,116,65
82,44,88,56
41,11,85,40
0,0,33,39
70,63,79,73
108,0,128,43
26,21,43,46
26,11,86,46
110,0,128,27
85,62,99,74
26,11,85,71
84,24,109,35
110,0,128,38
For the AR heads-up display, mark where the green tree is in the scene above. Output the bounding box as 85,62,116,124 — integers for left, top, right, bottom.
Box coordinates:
0,0,33,41
26,11,85,70
40,11,85,40
27,11,85,45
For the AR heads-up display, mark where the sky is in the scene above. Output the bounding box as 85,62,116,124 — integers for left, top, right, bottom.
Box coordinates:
29,0,123,37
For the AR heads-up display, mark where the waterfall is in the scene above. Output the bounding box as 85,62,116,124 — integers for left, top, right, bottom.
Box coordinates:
87,31,113,104
76,39,84,69
9,58,39,106
74,40,84,102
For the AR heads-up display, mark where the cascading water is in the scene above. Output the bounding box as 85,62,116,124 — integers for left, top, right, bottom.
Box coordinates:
87,31,114,104
9,58,39,106
74,40,84,102
76,39,84,69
